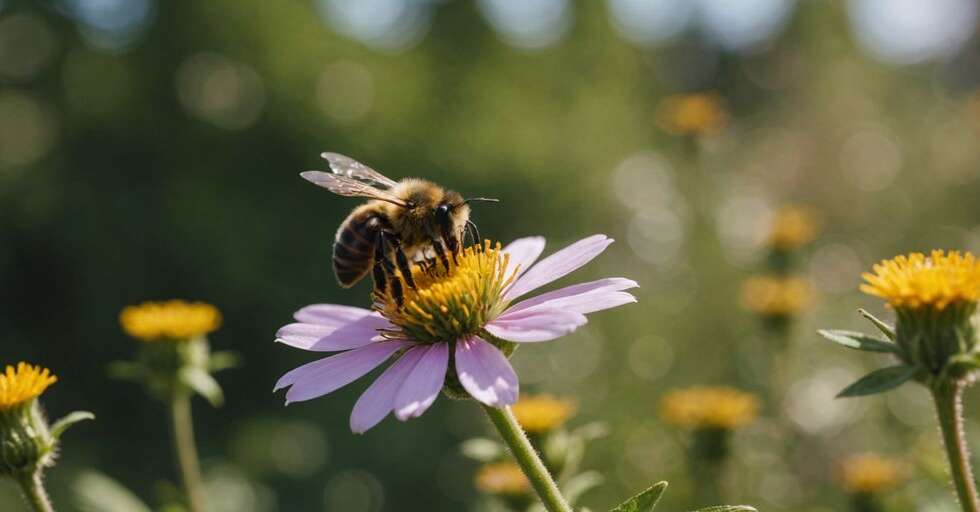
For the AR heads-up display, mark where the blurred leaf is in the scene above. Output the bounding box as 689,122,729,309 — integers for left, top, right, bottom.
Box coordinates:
572,421,609,441
610,481,668,512
818,329,899,353
688,507,757,512
837,365,919,398
51,411,95,439
107,361,145,381
209,350,242,372
461,438,504,462
859,309,896,341
562,470,603,505
179,367,224,407
73,470,153,512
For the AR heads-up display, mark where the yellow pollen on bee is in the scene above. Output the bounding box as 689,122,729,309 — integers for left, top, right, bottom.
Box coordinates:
379,240,515,343
0,362,57,411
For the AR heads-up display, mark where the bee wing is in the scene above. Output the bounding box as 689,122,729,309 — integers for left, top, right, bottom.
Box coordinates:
300,171,409,207
321,152,399,189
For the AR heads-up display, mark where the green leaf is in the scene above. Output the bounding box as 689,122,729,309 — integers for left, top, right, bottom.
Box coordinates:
688,507,757,512
837,365,919,398
51,411,95,439
859,308,896,341
73,470,153,512
562,470,603,506
460,438,503,462
179,367,224,407
818,329,899,353
209,350,241,372
610,481,668,512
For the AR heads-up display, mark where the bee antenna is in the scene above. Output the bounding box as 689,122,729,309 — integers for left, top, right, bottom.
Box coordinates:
465,219,481,245
463,197,499,205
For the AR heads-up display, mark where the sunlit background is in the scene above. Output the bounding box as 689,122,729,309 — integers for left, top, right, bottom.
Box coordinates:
2,0,980,510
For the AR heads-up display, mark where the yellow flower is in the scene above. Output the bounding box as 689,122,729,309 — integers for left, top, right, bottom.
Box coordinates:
656,92,728,136
860,250,980,311
0,362,57,411
120,300,222,342
739,275,813,316
512,394,576,434
379,241,516,343
659,386,759,430
840,453,907,493
474,462,530,496
766,206,820,250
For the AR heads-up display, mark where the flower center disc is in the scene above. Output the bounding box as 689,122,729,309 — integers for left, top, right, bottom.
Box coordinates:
378,241,514,343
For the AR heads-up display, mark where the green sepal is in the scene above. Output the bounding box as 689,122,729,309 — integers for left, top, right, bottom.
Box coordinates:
209,350,241,372
610,481,668,512
688,507,758,512
460,438,503,462
178,367,224,407
818,329,900,353
837,365,920,398
859,309,896,341
944,352,980,379
50,411,95,439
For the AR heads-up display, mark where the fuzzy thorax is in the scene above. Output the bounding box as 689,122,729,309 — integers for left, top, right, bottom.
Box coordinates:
378,241,516,344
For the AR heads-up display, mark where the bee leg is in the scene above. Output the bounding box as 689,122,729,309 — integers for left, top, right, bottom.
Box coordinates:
432,239,451,272
389,236,417,290
378,232,404,307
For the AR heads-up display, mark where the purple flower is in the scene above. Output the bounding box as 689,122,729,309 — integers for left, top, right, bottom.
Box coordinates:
274,235,637,433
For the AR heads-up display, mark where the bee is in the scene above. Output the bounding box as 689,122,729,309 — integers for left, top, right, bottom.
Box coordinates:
301,152,496,304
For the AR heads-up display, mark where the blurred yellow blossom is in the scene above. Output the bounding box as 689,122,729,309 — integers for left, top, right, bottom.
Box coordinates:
840,453,908,494
766,205,820,251
739,275,813,316
474,462,530,496
0,362,57,411
659,386,759,430
120,300,222,342
860,250,980,311
512,394,576,434
656,92,728,136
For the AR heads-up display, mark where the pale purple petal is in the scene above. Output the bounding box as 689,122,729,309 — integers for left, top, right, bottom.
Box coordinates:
504,235,614,300
502,236,546,278
455,337,519,406
275,315,389,352
506,278,638,314
275,341,409,404
394,343,449,420
486,307,587,342
349,345,427,433
293,304,380,325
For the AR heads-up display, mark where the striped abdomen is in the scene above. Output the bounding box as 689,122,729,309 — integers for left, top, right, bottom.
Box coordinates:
333,206,383,287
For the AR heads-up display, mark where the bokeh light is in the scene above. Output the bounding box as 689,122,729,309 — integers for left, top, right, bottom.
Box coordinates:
847,0,978,65
477,0,572,49
176,53,265,130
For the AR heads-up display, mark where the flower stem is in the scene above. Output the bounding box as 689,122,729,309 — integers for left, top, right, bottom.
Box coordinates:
170,391,208,512
932,381,980,512
482,404,573,512
16,472,54,512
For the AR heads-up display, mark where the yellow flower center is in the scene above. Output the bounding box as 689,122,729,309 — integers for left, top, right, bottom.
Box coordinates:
860,250,980,310
840,453,907,493
739,275,813,316
659,386,759,430
511,394,576,434
379,241,516,343
657,92,728,136
474,462,530,496
0,362,57,410
120,300,222,342
766,206,820,250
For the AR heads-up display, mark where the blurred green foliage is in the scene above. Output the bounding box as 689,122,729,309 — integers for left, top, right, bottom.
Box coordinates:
2,0,980,511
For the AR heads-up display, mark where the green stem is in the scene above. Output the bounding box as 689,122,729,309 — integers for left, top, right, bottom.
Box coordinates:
932,381,980,512
16,472,54,512
482,404,573,512
170,391,208,512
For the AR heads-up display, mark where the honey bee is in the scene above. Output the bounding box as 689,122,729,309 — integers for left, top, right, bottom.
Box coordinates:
301,152,496,303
